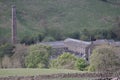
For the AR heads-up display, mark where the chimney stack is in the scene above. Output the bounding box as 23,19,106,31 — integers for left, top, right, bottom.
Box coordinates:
11,5,17,44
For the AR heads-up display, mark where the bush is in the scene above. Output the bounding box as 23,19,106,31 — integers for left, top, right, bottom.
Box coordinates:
20,33,45,45
45,27,65,40
25,44,51,68
50,59,58,68
0,43,14,57
12,44,28,68
20,36,37,45
50,53,88,70
101,0,107,2
50,53,77,69
89,45,120,72
0,43,14,68
88,65,95,72
69,31,80,39
75,58,88,71
42,36,55,42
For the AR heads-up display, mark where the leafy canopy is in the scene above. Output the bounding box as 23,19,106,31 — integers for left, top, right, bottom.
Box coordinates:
89,45,120,72
25,44,51,68
50,52,77,69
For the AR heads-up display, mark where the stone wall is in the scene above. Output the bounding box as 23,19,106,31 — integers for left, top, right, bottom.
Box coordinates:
0,72,118,80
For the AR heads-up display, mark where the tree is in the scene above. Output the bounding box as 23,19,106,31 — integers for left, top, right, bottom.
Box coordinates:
25,44,51,68
46,27,65,40
50,53,77,69
37,33,45,42
42,36,55,42
81,29,90,41
101,0,107,2
112,16,120,40
90,29,115,40
89,45,120,72
12,44,28,68
69,31,80,39
0,43,14,68
20,35,37,45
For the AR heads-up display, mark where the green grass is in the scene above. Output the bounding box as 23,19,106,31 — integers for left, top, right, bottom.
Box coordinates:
0,68,97,80
43,78,95,80
0,69,99,80
0,68,85,77
0,0,120,39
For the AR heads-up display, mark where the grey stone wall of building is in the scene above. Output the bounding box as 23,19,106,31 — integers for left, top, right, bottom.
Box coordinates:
40,38,120,61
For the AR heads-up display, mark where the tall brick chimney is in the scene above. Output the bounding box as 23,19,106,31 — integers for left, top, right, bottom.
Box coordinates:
11,5,17,44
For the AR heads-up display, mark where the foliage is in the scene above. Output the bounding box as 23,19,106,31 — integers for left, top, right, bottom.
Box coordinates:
37,33,45,42
46,27,65,40
111,17,120,40
20,35,37,45
12,44,28,68
75,58,88,71
25,44,51,68
80,29,90,41
0,43,14,58
50,53,77,69
68,31,80,39
20,33,45,45
42,36,55,42
89,45,120,72
0,43,14,68
19,27,119,43
88,65,95,72
0,0,120,41
50,59,58,68
50,53,88,70
101,0,107,2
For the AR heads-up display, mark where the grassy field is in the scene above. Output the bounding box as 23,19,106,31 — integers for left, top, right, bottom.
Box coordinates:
0,0,120,39
0,68,85,77
0,68,97,80
43,78,95,80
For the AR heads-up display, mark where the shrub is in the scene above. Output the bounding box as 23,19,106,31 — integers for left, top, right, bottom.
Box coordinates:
20,36,37,45
12,44,28,68
25,44,51,68
0,43,14,68
69,31,80,39
42,36,55,42
75,58,88,71
50,52,77,69
89,45,120,72
50,59,58,68
0,43,14,57
88,65,95,72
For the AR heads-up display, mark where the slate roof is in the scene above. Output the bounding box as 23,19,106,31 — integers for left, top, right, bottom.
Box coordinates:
93,39,109,45
93,39,120,47
40,41,65,48
40,38,120,49
114,42,120,47
64,38,91,46
40,38,92,49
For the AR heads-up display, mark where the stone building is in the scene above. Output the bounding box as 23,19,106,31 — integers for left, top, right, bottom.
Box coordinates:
40,38,92,61
40,41,67,58
40,38,120,61
93,39,120,47
64,38,92,60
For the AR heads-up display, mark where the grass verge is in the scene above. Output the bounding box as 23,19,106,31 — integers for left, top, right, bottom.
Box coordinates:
0,68,85,77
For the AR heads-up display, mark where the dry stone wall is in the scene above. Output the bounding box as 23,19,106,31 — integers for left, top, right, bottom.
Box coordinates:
0,72,119,80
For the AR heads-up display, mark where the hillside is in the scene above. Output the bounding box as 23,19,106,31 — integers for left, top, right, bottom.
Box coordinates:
0,0,120,40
